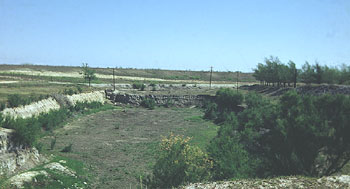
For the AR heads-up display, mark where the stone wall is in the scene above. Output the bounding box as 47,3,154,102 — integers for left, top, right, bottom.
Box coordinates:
107,91,214,107
64,91,105,106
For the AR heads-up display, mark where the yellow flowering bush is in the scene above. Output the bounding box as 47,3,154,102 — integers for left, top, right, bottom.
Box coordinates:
149,133,212,188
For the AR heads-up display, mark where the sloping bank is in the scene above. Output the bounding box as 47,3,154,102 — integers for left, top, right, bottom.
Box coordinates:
0,91,105,177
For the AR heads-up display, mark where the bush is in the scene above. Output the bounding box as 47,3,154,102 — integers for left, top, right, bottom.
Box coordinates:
38,109,70,131
148,134,212,188
141,98,156,110
76,85,83,93
7,94,26,108
2,117,41,147
203,102,217,120
0,102,5,111
132,82,146,91
7,94,47,108
205,91,350,178
204,88,243,123
215,88,243,112
207,114,259,180
63,88,77,95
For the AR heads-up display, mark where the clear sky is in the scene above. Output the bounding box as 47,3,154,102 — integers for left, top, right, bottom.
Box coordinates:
0,0,349,72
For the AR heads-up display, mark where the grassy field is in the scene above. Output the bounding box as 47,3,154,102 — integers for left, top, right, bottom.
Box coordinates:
0,81,97,104
38,106,218,188
0,64,256,83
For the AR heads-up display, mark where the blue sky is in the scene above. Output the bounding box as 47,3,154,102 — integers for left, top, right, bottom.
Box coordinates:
0,0,349,72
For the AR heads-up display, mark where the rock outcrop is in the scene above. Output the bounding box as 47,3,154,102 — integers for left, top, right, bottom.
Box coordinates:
0,128,43,176
1,98,60,119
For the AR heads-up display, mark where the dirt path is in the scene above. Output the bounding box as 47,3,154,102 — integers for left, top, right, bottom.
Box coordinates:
41,107,216,188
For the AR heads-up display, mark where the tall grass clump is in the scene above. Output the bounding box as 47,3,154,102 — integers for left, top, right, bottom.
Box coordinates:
141,98,156,110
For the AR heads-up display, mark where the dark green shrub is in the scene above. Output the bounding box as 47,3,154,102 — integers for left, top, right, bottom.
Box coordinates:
3,117,41,147
203,102,217,120
149,134,212,188
7,94,26,108
204,88,243,123
207,114,259,180
63,88,76,95
132,82,146,91
237,91,350,177
38,109,70,131
7,94,47,108
76,85,83,93
0,102,5,111
205,90,350,178
215,88,243,112
141,98,155,110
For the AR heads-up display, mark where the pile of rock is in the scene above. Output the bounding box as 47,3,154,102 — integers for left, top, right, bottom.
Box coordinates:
180,175,350,189
107,92,214,107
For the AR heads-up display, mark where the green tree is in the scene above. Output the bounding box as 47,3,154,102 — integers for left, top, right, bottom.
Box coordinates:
82,63,96,87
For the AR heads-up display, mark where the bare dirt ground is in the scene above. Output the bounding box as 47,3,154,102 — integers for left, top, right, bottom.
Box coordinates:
40,106,217,189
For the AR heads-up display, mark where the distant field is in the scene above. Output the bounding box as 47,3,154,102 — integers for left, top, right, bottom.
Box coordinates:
0,81,96,104
0,64,256,83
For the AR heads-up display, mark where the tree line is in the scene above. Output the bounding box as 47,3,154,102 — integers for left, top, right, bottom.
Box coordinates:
253,56,350,86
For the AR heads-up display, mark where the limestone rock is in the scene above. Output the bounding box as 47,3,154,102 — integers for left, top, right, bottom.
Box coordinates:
1,97,60,119
8,170,48,188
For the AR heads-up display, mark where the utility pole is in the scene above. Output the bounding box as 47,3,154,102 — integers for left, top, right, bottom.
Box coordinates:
209,66,213,89
113,67,116,91
236,71,239,93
